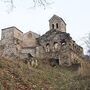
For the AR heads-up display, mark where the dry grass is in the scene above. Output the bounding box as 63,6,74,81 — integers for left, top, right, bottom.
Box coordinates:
78,60,90,77
0,58,90,90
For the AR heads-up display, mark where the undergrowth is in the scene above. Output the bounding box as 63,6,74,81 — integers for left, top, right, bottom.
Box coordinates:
0,58,90,90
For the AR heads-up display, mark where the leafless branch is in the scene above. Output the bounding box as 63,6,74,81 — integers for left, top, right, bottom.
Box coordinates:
32,0,51,9
0,0,52,12
0,0,15,13
83,33,90,55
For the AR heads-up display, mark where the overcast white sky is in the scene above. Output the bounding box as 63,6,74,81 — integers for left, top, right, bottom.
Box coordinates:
0,0,90,53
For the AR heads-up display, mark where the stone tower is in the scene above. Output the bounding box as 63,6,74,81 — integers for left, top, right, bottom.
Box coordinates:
1,26,23,42
49,15,66,32
1,26,23,59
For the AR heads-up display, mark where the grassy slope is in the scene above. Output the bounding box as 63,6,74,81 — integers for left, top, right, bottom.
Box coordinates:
0,58,90,90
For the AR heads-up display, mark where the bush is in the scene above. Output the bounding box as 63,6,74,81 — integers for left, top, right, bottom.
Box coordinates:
0,63,3,68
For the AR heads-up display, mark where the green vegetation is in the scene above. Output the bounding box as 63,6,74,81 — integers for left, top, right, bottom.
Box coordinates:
0,58,90,90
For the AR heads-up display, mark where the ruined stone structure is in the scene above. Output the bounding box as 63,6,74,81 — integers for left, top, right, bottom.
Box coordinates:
0,15,85,66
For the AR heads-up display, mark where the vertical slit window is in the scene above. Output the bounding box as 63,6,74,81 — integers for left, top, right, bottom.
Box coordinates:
46,43,50,52
52,24,54,29
56,23,58,28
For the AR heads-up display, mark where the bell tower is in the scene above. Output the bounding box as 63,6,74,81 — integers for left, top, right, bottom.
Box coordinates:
49,15,66,32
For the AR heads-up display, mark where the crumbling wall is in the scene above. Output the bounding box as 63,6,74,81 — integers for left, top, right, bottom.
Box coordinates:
37,29,72,66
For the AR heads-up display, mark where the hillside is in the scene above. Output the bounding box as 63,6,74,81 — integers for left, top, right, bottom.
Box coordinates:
0,58,90,90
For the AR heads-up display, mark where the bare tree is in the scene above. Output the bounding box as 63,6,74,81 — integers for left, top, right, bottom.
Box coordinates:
1,0,15,12
83,33,90,56
32,0,50,7
0,0,52,11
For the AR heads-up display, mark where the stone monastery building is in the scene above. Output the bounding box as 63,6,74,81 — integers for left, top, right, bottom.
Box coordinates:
0,15,84,66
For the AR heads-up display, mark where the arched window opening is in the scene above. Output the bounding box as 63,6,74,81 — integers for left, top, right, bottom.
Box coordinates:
46,43,50,52
28,53,33,59
61,39,66,46
56,23,58,28
52,24,54,29
14,38,20,45
69,43,71,46
54,42,58,50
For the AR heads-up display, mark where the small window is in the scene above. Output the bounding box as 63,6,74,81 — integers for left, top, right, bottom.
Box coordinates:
14,39,20,45
52,24,54,29
56,23,58,28
54,42,58,50
46,43,50,52
28,53,33,59
61,39,66,45
69,44,71,46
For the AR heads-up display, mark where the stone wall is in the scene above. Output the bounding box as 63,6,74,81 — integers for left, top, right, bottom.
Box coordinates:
37,29,71,65
0,27,40,60
1,27,23,59
21,47,36,57
37,28,84,66
22,31,40,48
13,27,23,41
1,28,14,45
